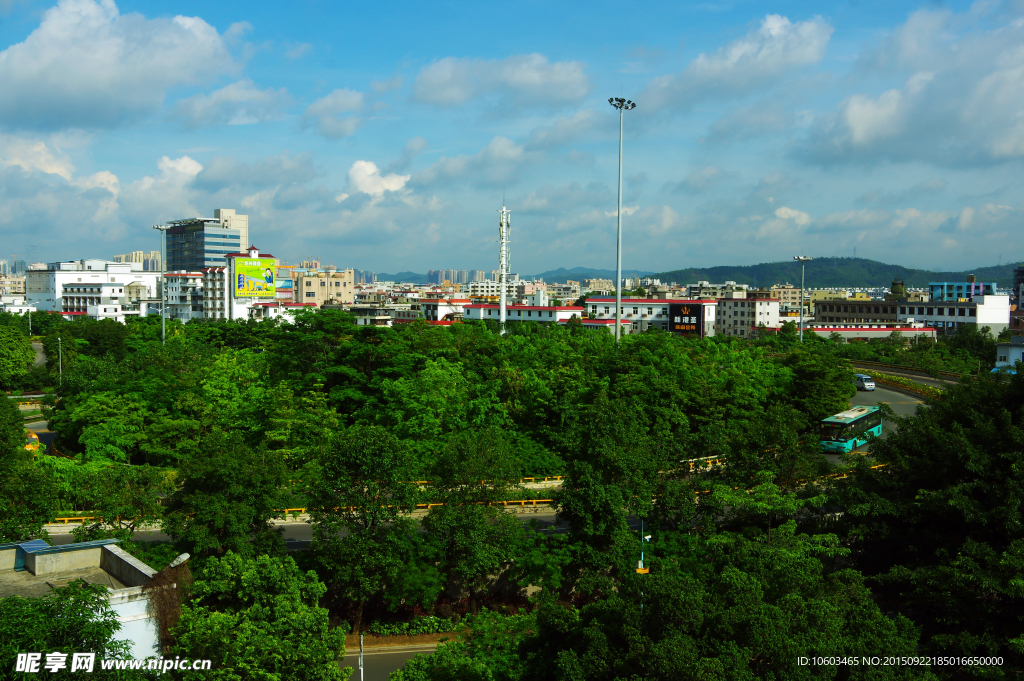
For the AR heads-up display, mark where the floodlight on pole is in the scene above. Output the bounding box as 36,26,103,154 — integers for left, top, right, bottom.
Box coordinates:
153,225,171,345
794,256,812,343
609,97,636,345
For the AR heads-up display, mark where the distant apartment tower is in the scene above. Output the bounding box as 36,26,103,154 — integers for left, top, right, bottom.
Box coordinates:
165,208,248,271
469,270,486,282
0,260,8,276
299,259,321,269
113,250,162,271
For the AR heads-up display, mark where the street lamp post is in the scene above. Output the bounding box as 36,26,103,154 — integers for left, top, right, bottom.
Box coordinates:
153,225,171,345
57,336,62,386
794,256,812,342
609,97,636,344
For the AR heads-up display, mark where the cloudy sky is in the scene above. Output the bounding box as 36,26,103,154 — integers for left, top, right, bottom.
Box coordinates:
1,0,1022,274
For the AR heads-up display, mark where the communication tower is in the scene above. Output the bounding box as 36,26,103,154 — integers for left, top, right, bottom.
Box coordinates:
498,205,511,335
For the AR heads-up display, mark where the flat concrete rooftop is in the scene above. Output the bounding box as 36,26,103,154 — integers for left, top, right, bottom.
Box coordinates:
0,565,127,598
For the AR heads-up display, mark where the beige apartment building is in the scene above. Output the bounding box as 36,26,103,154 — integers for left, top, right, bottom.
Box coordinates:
294,269,355,306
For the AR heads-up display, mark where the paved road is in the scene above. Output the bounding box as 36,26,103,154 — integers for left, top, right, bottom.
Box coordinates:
340,644,438,681
819,384,923,464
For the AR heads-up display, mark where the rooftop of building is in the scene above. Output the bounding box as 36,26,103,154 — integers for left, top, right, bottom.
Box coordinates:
0,539,158,599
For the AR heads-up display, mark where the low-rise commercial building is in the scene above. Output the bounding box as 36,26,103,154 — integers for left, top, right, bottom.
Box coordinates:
929,277,994,302
995,335,1024,370
294,268,355,306
586,297,719,336
463,304,584,324
897,295,1010,337
203,246,277,320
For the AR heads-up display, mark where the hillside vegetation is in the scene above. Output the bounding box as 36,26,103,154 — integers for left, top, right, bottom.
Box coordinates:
655,257,1017,288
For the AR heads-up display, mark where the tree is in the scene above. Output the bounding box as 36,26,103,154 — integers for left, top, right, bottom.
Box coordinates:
0,395,57,542
0,580,143,679
783,348,856,422
422,428,530,613
306,425,428,633
170,552,350,681
163,435,289,558
0,325,34,389
72,465,174,543
836,372,1024,668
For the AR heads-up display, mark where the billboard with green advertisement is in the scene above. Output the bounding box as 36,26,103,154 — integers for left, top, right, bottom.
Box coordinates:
234,258,276,298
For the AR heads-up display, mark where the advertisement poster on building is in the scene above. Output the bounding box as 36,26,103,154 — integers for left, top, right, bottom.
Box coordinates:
669,303,704,338
235,258,276,298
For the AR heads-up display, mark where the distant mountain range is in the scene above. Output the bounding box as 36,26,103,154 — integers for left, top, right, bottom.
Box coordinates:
653,258,1018,289
377,259,1017,288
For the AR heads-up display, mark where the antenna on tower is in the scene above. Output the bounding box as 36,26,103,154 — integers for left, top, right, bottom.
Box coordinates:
498,203,511,336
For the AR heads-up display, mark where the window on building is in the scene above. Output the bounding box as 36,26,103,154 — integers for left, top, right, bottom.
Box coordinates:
305,292,315,298
549,311,553,317
647,307,653,315
927,308,934,315
958,308,966,317
900,307,906,314
948,308,955,316
970,309,976,316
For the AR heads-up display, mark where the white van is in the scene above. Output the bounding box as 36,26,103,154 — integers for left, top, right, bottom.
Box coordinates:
854,374,875,391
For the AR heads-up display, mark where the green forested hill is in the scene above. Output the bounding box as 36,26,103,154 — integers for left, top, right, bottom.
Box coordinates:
654,257,1017,288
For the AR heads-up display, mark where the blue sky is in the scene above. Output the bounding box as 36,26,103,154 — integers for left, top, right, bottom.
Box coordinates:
1,0,1022,274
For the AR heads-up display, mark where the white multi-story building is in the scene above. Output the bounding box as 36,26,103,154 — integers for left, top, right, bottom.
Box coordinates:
586,297,719,337
897,295,1010,337
421,298,471,321
162,272,205,322
248,301,317,322
27,260,160,312
466,280,519,298
463,304,584,324
716,297,780,338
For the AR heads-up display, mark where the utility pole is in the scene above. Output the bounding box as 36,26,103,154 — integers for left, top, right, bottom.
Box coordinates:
609,97,636,345
153,225,171,345
57,336,62,386
794,256,812,343
498,205,511,336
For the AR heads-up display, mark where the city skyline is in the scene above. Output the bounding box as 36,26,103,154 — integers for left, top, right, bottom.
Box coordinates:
1,0,1022,273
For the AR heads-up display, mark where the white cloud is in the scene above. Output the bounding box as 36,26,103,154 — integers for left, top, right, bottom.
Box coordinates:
643,14,833,110
804,7,1024,165
194,152,317,191
0,134,76,179
173,80,293,129
412,136,537,188
0,0,236,130
412,54,590,107
773,205,811,225
348,161,409,197
284,42,312,60
604,205,639,218
525,109,598,150
303,89,365,138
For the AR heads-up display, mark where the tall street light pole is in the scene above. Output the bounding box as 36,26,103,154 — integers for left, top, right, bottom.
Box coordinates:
153,225,170,345
609,97,636,345
794,256,812,343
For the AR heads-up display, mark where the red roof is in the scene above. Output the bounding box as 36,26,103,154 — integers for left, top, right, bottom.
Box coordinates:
586,298,718,305
465,304,584,311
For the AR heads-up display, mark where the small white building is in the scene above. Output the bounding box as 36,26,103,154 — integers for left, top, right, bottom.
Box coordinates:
463,304,584,324
248,301,317,322
897,295,1010,337
995,336,1024,370
421,298,471,322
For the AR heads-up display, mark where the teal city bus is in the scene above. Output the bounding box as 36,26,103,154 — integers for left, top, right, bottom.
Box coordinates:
819,406,883,453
